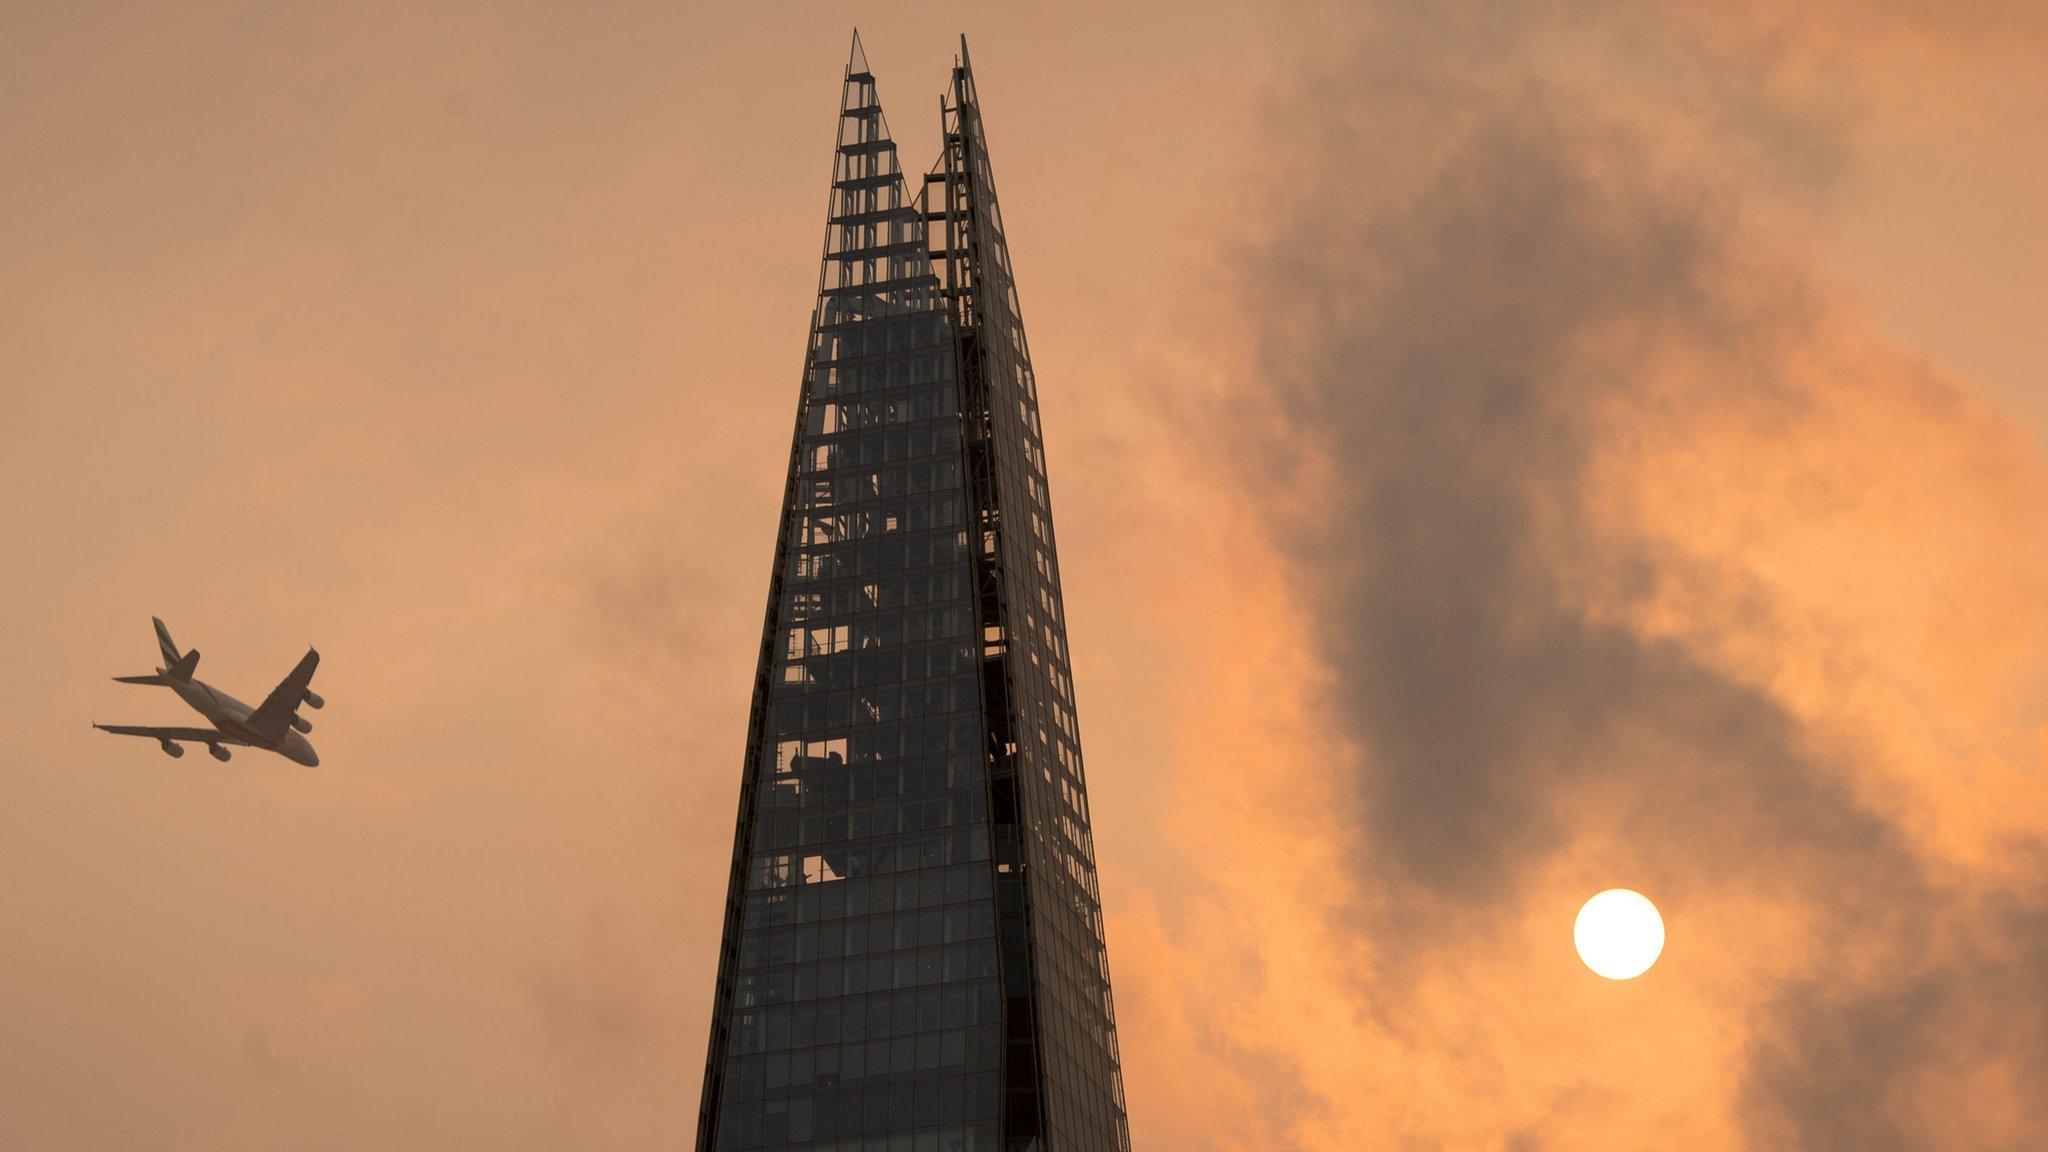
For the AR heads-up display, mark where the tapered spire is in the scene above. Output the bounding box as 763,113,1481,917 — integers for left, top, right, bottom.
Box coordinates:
846,28,868,77
697,37,1130,1152
926,31,1134,1151
820,32,941,321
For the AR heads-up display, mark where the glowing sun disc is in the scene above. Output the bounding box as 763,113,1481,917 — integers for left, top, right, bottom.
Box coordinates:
1574,889,1665,980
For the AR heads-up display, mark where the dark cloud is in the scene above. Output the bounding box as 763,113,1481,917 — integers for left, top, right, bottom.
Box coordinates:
1244,2,1868,907
1743,877,2048,1149
1214,1,2048,1145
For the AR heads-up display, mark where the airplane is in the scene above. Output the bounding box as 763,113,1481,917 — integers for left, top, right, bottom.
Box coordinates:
94,617,322,766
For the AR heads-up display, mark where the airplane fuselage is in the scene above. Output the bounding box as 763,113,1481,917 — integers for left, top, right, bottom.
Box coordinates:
173,676,320,766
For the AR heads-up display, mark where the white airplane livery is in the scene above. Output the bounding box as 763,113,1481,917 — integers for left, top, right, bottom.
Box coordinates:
95,617,322,766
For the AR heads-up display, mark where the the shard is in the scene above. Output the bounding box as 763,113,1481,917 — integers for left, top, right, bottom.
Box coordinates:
695,34,1133,1152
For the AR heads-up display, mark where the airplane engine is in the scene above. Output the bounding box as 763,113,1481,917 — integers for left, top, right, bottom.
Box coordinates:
209,744,232,762
159,739,184,758
292,715,313,734
302,690,324,710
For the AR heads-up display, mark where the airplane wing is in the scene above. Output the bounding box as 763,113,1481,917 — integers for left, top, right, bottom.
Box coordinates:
94,724,248,745
246,647,319,743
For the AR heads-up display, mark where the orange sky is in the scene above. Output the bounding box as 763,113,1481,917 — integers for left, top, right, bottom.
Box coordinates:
4,3,2046,1150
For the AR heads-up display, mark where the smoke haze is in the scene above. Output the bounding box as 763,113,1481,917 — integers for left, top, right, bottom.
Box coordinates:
3,2,2045,1149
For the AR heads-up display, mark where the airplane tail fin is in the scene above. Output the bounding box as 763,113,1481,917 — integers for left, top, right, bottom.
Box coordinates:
153,616,180,664
113,674,167,685
152,617,199,680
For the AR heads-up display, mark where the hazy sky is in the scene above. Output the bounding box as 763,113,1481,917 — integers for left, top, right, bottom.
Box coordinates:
4,3,2046,1150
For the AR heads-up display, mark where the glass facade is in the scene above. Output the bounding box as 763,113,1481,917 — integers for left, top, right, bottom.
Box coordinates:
927,45,1130,1152
698,37,1129,1152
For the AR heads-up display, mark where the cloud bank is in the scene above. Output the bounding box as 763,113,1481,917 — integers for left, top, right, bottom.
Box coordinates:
1128,3,2048,1148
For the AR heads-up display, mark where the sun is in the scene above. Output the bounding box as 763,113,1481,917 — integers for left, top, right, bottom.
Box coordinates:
1574,889,1665,980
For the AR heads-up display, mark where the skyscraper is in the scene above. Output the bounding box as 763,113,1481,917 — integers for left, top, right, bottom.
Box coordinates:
695,35,1133,1152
